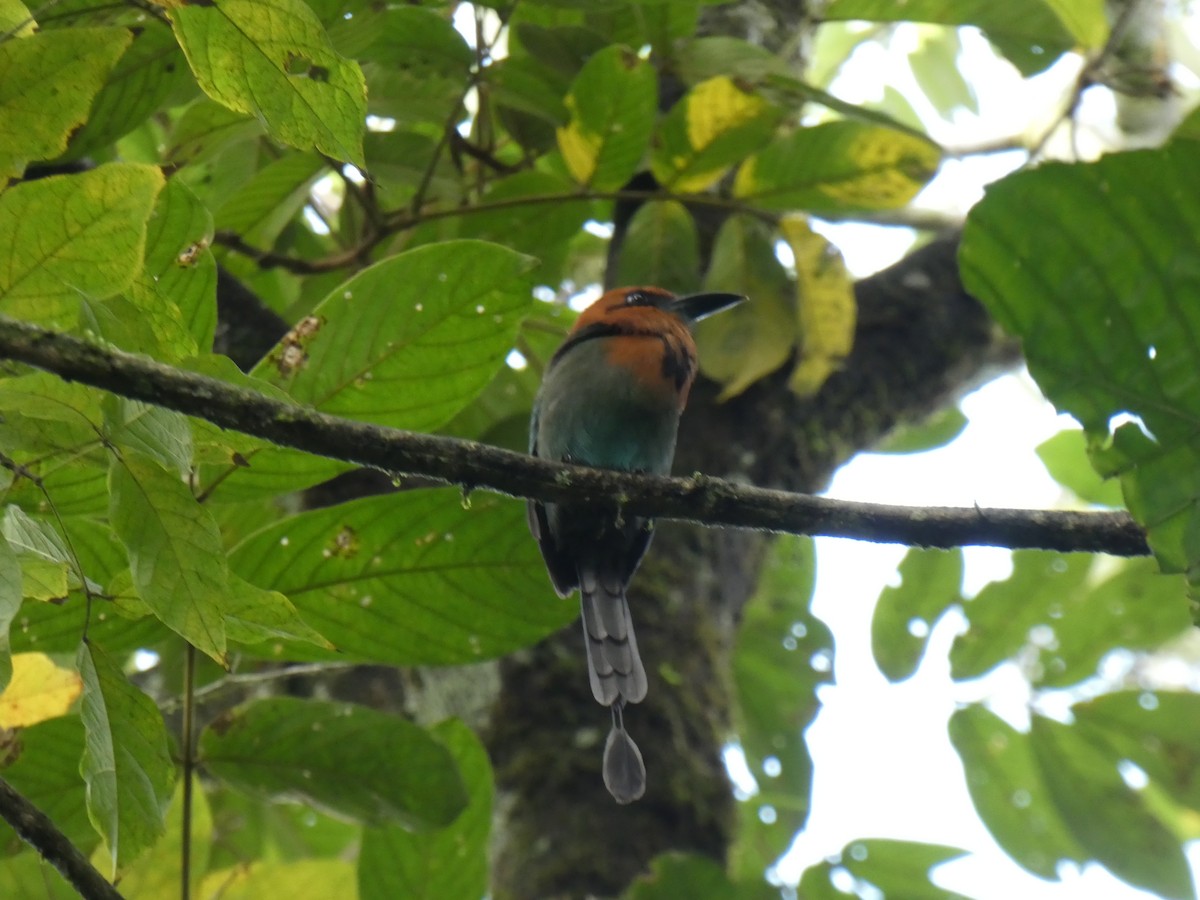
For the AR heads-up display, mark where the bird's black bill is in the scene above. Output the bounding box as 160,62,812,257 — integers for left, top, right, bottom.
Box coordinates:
668,291,745,322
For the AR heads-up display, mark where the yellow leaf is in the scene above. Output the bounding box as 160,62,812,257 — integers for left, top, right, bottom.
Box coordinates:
818,128,935,208
687,76,768,153
199,860,356,900
556,97,600,185
732,156,758,197
732,122,940,213
0,1,36,38
782,216,856,396
653,77,778,193
0,652,83,727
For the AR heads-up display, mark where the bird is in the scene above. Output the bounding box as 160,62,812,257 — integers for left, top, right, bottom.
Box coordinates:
527,285,744,803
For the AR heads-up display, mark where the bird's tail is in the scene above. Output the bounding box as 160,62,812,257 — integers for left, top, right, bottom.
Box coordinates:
603,702,646,804
579,564,648,707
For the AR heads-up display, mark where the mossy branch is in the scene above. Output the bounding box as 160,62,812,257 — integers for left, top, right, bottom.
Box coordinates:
0,315,1149,556
0,777,125,900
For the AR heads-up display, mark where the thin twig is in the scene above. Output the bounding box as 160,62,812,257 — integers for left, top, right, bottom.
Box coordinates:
180,643,196,900
158,662,359,713
1027,0,1147,162
214,188,781,275
0,316,1151,557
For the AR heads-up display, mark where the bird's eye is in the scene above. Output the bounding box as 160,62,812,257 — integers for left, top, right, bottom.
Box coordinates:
624,291,646,306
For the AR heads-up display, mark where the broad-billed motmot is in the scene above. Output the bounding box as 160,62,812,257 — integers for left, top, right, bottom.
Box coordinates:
528,285,744,803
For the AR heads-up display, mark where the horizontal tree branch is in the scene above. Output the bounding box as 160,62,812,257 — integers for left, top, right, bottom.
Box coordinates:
0,776,125,900
0,315,1150,556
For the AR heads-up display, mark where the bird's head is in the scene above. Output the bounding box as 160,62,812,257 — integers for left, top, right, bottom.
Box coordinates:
574,286,745,333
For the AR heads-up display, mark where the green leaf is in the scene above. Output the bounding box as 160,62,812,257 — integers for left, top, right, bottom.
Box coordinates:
1173,104,1200,143
1035,428,1124,507
1030,558,1187,689
228,490,571,665
3,462,110,519
103,397,194,477
694,215,795,401
200,697,467,829
490,56,568,152
358,6,473,126
363,130,458,208
214,152,327,250
512,22,606,81
765,73,936,146
358,720,491,900
838,839,970,899
357,5,472,70
556,44,657,190
0,26,132,178
0,854,76,899
169,0,366,165
590,0,701,51
1,505,92,596
651,75,781,192
17,557,70,602
822,0,1092,76
203,778,360,867
108,452,228,663
949,705,1087,880
441,300,574,449
733,121,940,214
731,536,831,881
623,854,740,900
959,144,1200,603
0,716,96,856
128,178,217,358
77,640,176,871
457,171,592,284
909,30,979,119
615,200,701,293
871,548,963,682
1042,0,1109,48
63,22,194,160
1078,690,1200,812
8,585,168,660
1031,715,1193,899
254,240,535,430
165,97,262,168
875,405,968,454
950,550,1091,680
222,573,331,649
0,163,163,327
675,36,785,86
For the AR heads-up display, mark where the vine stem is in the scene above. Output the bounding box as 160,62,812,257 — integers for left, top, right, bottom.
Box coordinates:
180,643,196,900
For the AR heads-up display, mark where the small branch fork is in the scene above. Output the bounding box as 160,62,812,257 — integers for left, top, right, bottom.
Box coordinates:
0,316,1150,557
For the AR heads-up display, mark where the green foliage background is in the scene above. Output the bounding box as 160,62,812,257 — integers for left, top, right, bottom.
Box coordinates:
1,0,1199,898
